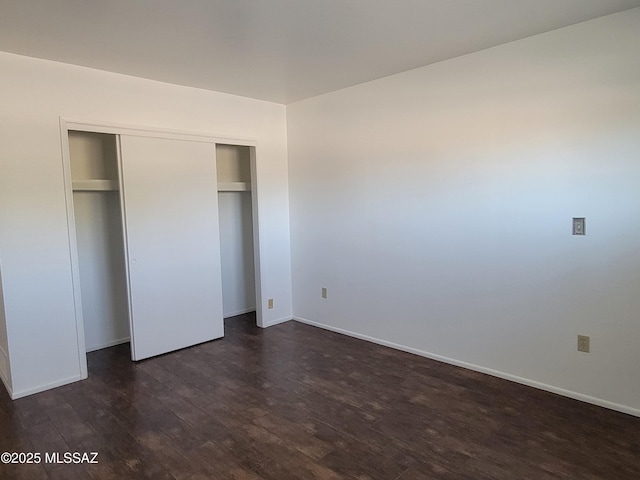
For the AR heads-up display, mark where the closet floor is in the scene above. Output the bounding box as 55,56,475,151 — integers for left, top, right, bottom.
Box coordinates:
1,313,638,479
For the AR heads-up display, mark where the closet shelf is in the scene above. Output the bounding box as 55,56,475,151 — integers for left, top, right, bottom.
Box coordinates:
217,182,250,192
72,179,119,191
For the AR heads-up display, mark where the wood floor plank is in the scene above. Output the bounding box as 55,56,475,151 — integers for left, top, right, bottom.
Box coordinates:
0,313,638,479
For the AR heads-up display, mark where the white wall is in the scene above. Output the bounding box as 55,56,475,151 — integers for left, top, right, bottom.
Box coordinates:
0,52,292,398
73,191,130,351
218,192,256,317
288,9,640,415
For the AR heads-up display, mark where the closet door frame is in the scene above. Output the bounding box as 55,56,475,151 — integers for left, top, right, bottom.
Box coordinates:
60,117,265,379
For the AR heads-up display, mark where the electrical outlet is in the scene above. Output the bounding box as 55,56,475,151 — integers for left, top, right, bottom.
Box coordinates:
267,298,274,309
321,287,327,299
577,335,590,353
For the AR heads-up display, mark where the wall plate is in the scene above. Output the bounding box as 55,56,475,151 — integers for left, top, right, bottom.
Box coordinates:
572,217,586,235
577,334,590,353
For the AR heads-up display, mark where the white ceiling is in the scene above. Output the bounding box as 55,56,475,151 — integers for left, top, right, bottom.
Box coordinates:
1,0,639,104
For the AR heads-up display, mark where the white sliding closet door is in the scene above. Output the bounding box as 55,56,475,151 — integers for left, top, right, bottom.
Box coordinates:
119,135,224,360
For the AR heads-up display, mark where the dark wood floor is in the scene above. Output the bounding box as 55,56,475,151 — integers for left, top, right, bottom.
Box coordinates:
0,314,638,479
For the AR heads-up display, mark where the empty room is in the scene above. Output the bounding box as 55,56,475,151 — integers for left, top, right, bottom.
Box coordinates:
0,1,639,479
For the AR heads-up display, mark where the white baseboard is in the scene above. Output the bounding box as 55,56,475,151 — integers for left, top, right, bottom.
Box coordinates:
11,374,84,400
293,316,640,418
85,336,130,353
262,316,293,328
223,308,256,318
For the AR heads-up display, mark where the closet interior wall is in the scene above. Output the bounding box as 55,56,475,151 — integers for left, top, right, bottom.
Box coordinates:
68,131,130,352
216,144,256,319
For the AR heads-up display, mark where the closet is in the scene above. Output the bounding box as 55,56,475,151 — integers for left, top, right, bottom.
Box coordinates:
216,144,256,319
67,128,225,364
69,132,129,352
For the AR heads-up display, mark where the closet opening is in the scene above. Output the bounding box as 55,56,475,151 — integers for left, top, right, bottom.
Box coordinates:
68,131,131,355
216,144,260,325
62,119,264,381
